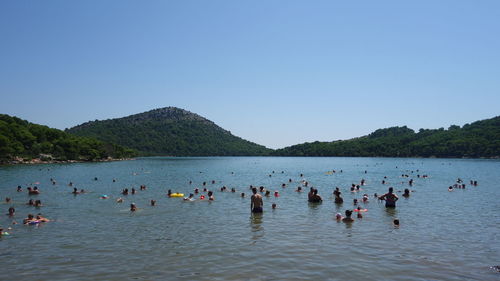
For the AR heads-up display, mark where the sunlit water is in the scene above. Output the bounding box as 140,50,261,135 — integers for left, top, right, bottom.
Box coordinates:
1,157,499,280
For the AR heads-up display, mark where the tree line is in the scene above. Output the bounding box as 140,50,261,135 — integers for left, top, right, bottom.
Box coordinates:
0,114,136,163
272,116,500,158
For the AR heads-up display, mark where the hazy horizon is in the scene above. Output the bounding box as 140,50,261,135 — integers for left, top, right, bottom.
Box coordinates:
1,1,499,149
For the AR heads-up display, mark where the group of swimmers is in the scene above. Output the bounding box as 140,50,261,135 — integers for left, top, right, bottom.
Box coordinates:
1,169,481,235
448,178,479,191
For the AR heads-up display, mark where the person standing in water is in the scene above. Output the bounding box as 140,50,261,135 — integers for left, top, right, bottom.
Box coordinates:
250,187,263,213
379,187,399,208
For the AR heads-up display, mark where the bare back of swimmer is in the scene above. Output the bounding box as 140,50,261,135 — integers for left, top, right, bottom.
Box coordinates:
251,188,263,213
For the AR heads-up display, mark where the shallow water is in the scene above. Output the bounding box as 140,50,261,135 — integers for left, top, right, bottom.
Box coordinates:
1,157,499,280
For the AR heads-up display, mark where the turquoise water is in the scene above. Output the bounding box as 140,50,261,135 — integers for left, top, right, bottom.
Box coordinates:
1,157,499,280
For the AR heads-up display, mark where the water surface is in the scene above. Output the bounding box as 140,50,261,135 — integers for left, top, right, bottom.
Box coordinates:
1,157,499,280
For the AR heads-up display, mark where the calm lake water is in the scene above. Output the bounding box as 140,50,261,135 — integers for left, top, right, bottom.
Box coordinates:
1,157,499,280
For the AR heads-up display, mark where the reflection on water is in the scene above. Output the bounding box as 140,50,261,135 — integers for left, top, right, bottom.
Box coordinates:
343,221,354,230
250,213,264,241
384,206,398,218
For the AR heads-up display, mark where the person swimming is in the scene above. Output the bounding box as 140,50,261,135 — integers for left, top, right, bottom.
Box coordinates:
36,214,50,222
208,191,214,201
379,187,399,208
307,187,314,201
362,194,369,202
130,203,137,212
342,210,354,223
28,187,40,195
23,214,35,224
250,187,263,213
335,213,343,221
309,189,322,203
7,207,15,217
183,194,195,201
150,200,156,206
402,188,410,197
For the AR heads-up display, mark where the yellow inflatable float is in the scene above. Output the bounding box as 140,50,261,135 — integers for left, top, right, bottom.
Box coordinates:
169,193,184,197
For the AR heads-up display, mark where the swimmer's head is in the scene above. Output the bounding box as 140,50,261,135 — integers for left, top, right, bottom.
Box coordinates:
335,213,342,219
345,210,353,217
393,219,400,226
272,203,277,209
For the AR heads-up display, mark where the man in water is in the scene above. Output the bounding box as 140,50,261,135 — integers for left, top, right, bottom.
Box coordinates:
250,187,263,213
379,187,399,208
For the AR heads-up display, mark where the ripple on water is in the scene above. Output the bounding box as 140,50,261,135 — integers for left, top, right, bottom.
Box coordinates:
1,157,499,281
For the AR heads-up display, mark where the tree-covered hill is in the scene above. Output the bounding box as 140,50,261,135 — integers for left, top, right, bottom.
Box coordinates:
0,114,136,163
66,107,271,156
272,116,500,158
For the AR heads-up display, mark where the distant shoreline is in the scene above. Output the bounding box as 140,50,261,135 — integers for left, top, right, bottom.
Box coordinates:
0,157,135,166
2,155,498,166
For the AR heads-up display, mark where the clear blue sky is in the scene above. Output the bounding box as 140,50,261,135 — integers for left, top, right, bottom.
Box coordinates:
1,1,499,149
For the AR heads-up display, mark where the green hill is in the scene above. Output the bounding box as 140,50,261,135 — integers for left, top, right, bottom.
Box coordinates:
0,114,136,163
66,107,271,156
272,116,500,158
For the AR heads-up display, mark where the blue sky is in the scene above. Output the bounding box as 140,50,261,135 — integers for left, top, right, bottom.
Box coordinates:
1,1,499,149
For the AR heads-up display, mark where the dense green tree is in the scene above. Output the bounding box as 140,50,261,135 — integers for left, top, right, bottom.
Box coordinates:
66,107,271,156
273,116,500,158
0,114,137,163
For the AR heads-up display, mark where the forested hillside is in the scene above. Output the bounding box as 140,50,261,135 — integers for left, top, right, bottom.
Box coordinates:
0,114,136,163
67,107,271,156
272,116,500,158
